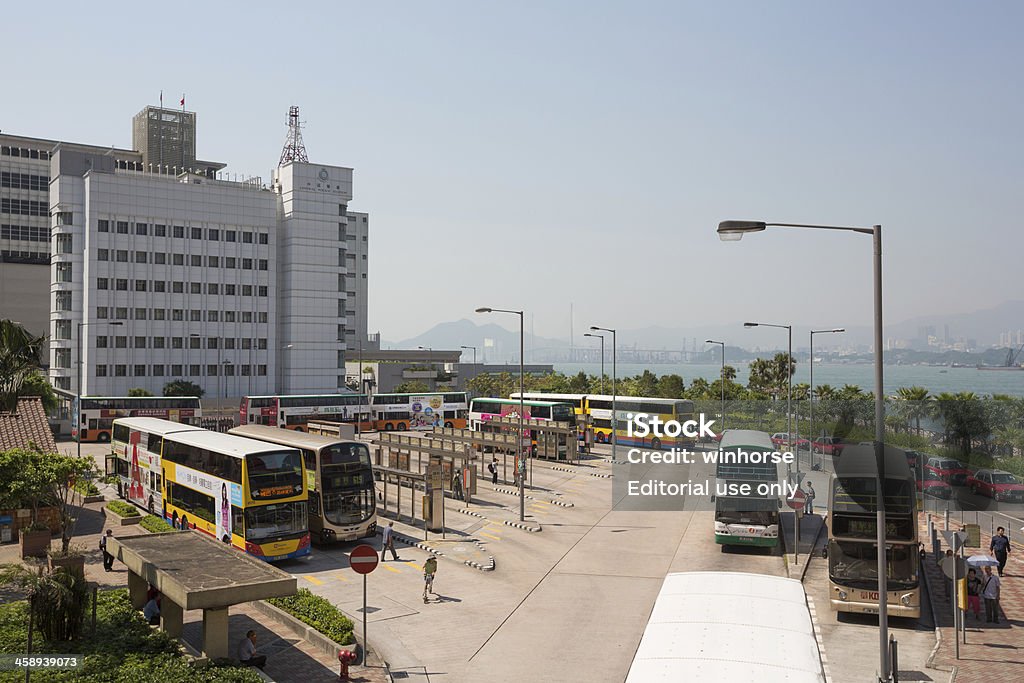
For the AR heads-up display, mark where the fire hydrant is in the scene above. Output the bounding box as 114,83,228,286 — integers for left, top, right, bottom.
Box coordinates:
338,649,357,680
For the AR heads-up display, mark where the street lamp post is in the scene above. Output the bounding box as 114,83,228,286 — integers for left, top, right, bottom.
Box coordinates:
810,328,845,471
583,332,605,393
76,320,122,460
418,346,435,390
476,307,525,522
719,219,889,682
460,345,477,396
705,339,726,432
589,326,616,461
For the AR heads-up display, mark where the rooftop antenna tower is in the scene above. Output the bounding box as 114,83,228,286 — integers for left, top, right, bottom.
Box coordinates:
279,105,309,165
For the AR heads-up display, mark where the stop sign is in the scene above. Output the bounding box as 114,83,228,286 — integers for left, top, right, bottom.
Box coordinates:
349,544,379,575
787,487,806,510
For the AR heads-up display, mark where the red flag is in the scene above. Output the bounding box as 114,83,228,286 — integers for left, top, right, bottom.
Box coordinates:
180,94,185,107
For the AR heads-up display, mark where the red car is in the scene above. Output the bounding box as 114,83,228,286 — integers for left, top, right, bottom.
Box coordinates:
812,436,845,457
918,469,952,499
771,433,809,450
925,457,971,486
967,469,1024,503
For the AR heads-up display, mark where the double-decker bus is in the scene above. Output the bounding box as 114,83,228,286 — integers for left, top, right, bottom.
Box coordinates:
109,417,204,513
229,424,376,544
111,417,311,562
828,444,920,618
469,397,577,458
627,571,826,682
240,394,371,432
370,392,469,431
75,396,201,442
714,430,782,547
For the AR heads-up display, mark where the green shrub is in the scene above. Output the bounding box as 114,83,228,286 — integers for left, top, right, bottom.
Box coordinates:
140,515,173,533
105,500,139,517
73,479,100,497
268,588,355,645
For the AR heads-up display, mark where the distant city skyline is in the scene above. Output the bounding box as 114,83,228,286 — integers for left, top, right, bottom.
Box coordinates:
3,2,1021,342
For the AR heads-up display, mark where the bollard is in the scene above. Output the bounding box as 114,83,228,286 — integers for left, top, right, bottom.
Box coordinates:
890,635,899,683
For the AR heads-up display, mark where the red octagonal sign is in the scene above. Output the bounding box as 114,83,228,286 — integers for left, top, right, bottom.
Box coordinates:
349,544,379,575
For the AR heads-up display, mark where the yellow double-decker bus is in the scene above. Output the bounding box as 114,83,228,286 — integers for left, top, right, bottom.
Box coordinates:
111,417,310,562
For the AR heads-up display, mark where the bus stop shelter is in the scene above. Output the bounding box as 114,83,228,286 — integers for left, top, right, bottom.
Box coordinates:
108,531,297,660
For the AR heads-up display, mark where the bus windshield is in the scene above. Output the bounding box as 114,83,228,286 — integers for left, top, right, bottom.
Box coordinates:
322,443,371,468
552,405,576,423
828,540,918,590
245,501,307,541
247,451,304,499
715,497,778,525
323,484,375,526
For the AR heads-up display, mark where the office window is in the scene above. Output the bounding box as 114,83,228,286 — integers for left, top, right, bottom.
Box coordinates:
55,234,73,254
153,337,165,349
258,259,268,270
224,364,235,377
115,278,128,291
172,281,184,293
135,223,148,235
258,312,268,323
241,312,252,323
190,282,201,294
226,230,236,242
115,307,128,320
258,285,268,297
241,338,252,350
55,263,73,282
135,307,147,320
224,338,236,349
152,364,165,377
116,221,129,234
135,280,147,292
153,280,166,292
153,309,166,320
339,204,347,216
240,365,251,376
134,364,146,376
98,219,109,233
97,248,109,261
224,311,235,322
97,278,109,290
155,224,166,237
173,253,184,266
190,310,201,322
190,255,202,267
258,338,267,350
225,257,236,269
208,337,219,349
172,309,184,321
173,225,184,238
171,337,183,349
134,336,147,348
96,365,108,377
114,336,128,348
207,283,218,294
207,364,219,377
257,365,267,376
208,311,219,323
208,229,220,241
116,250,128,262
154,252,166,264
190,227,202,239
189,336,201,349
171,364,182,376
189,364,201,376
258,232,268,245
96,306,108,318
115,365,127,377
208,255,219,267
96,335,108,348
135,251,147,263
242,232,253,244
224,284,236,295
339,225,346,241
242,258,253,270
242,285,252,296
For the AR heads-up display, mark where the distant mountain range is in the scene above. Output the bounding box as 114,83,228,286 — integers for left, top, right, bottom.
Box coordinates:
382,300,1024,361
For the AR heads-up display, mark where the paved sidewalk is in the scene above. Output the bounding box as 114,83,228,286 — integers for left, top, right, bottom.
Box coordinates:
923,513,1023,681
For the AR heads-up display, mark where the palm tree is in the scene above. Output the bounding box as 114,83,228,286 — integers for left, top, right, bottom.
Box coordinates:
0,320,47,412
895,386,931,435
815,384,837,400
162,380,205,398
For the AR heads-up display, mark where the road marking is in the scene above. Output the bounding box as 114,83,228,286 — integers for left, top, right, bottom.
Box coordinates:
303,575,324,586
382,564,402,574
408,562,423,571
335,573,350,582
479,532,502,541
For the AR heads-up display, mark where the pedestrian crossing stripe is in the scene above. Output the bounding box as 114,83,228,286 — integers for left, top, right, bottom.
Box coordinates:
303,575,324,586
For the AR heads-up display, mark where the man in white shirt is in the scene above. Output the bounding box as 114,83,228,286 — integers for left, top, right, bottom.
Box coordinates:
238,629,267,669
142,593,160,625
381,521,399,561
982,565,1002,624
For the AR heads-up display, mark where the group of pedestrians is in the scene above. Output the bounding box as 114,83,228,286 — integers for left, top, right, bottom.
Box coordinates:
948,526,1011,625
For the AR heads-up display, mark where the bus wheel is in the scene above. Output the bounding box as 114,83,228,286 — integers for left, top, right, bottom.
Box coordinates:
97,432,110,443
397,422,407,431
294,427,304,433
651,437,662,450
444,421,453,428
384,422,393,431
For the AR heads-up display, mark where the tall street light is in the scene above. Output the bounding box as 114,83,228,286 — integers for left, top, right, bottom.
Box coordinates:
705,339,726,432
476,307,525,522
719,219,889,682
460,345,477,396
583,332,605,393
589,326,616,460
77,320,122,460
418,346,435,390
810,328,845,470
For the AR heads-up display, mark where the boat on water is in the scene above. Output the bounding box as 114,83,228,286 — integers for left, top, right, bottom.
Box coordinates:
977,343,1024,370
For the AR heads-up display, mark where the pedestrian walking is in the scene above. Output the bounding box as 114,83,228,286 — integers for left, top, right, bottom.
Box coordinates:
488,457,498,485
99,529,114,571
804,481,816,515
990,526,1011,577
982,565,1001,623
451,469,463,501
381,521,399,562
939,549,954,602
423,555,438,603
966,568,982,619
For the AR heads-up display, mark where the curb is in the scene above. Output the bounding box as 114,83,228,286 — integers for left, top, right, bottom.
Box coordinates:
456,507,542,533
806,595,832,683
490,486,575,507
921,519,957,682
249,599,360,663
547,464,613,479
380,527,495,572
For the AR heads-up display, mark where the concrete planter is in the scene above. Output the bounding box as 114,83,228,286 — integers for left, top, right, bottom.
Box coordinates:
20,529,52,558
48,553,86,574
83,495,105,504
103,506,142,526
250,600,360,663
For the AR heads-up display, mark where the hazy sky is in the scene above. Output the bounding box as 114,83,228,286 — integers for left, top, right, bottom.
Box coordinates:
4,2,1021,341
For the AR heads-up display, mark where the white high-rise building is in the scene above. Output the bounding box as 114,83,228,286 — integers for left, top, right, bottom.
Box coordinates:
46,105,370,399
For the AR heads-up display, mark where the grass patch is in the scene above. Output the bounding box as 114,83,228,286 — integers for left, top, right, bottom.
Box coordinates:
0,589,261,682
268,588,355,645
105,500,140,518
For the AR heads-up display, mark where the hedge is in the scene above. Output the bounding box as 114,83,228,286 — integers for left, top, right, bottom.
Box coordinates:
73,479,100,497
268,588,355,645
140,514,174,533
105,500,140,517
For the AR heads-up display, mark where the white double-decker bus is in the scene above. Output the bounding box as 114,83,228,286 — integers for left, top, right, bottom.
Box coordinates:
108,417,205,513
240,394,372,431
713,430,782,548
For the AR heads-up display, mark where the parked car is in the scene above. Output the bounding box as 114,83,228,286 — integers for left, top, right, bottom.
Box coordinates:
812,436,845,457
967,469,1024,503
918,469,953,499
771,433,810,450
925,457,971,486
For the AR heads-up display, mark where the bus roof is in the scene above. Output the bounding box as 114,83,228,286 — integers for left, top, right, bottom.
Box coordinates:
83,395,200,402
627,571,825,683
719,429,776,451
245,393,367,399
163,429,300,459
512,392,586,400
228,424,361,451
471,397,572,407
110,417,206,437
585,394,691,405
373,391,466,397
